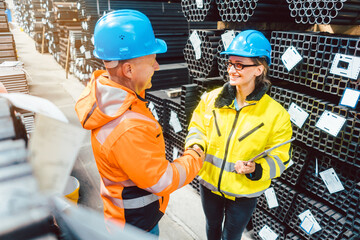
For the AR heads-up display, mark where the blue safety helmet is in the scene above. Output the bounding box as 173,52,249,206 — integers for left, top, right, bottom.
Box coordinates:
221,30,271,65
93,9,167,60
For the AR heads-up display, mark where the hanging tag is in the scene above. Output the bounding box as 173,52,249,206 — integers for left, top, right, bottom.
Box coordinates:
196,0,203,8
319,168,345,194
189,31,202,60
170,110,182,133
258,225,279,240
91,35,94,45
264,187,279,209
85,51,91,59
340,88,360,109
281,46,303,71
172,147,179,161
315,157,318,177
315,110,346,137
330,54,360,80
298,209,322,235
148,102,159,121
221,30,235,51
287,102,309,128
80,45,85,53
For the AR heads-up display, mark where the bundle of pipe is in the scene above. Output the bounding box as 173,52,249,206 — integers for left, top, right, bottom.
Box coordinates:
269,31,360,98
151,63,190,90
216,0,292,23
287,0,360,25
184,29,222,79
12,0,31,33
181,0,220,22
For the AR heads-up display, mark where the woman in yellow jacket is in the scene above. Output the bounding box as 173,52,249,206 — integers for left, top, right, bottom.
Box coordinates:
185,30,293,240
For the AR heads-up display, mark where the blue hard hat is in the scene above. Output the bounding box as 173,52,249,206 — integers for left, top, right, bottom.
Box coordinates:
93,9,167,60
221,30,271,65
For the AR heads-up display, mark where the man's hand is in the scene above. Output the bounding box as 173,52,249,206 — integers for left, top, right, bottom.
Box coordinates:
190,144,205,162
234,160,255,174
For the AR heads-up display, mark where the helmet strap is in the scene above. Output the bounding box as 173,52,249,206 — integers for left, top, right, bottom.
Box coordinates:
103,60,119,69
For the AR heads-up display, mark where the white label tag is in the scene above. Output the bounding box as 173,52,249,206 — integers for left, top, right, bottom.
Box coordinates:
80,45,85,53
330,53,360,80
315,157,318,177
259,225,278,240
315,110,346,137
298,210,322,235
287,159,295,169
148,102,159,121
170,110,182,133
91,35,94,45
281,46,303,71
340,88,360,109
287,102,309,128
319,168,345,194
189,31,202,60
221,30,235,51
172,147,179,161
264,187,279,209
85,51,91,59
196,0,203,8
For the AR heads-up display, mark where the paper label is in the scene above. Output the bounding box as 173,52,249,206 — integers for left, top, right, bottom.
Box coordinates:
85,51,91,59
281,46,303,71
330,53,360,80
259,225,278,240
264,187,279,209
298,210,322,235
80,45,85,53
319,168,344,194
189,31,202,60
340,88,360,109
288,102,309,128
315,110,346,137
221,30,235,51
315,157,318,177
196,0,203,8
172,147,179,161
169,110,182,133
148,102,159,121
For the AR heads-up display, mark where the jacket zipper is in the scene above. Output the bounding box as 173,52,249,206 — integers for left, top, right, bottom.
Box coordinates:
238,122,264,142
217,110,240,197
212,110,222,136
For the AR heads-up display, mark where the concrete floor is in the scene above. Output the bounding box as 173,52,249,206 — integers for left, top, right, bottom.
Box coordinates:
11,25,255,240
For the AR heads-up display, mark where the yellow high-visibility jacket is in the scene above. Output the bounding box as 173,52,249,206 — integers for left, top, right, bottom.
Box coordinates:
185,82,292,200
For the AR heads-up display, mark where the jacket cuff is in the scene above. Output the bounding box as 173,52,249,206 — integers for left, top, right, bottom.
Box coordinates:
245,163,262,181
189,144,204,151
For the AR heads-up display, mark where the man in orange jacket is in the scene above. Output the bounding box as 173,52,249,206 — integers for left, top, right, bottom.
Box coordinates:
75,10,204,236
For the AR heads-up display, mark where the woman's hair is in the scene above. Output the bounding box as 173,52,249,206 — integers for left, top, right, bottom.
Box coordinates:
253,57,271,87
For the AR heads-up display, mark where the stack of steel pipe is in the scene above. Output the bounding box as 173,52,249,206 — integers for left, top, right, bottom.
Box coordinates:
151,63,190,90
269,31,360,98
287,0,360,25
216,0,292,23
12,0,31,33
181,0,220,22
0,1,9,32
184,29,222,78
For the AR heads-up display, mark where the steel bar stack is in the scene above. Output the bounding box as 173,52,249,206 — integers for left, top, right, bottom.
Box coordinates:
0,2,17,63
0,0,9,32
287,0,360,25
216,0,292,23
151,63,190,90
184,29,222,78
181,0,220,22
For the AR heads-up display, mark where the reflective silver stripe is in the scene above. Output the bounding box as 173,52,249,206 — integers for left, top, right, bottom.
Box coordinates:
96,79,128,117
186,134,203,143
199,179,264,198
265,156,277,179
145,162,173,193
187,127,205,138
101,178,160,209
96,110,159,144
173,162,187,189
102,177,136,187
204,154,223,168
270,154,286,175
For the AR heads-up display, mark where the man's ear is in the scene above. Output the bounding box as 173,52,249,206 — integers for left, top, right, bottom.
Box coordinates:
122,62,133,79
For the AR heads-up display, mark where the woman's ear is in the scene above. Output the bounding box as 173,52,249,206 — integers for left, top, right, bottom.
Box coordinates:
254,65,264,77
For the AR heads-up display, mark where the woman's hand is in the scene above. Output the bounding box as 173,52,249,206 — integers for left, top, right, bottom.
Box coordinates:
234,160,255,174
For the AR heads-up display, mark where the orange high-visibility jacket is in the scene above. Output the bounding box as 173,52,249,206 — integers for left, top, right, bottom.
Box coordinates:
75,70,202,231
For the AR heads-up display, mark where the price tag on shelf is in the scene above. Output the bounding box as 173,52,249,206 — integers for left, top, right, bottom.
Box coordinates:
287,102,309,128
221,30,235,51
315,110,346,137
319,168,344,194
264,187,279,209
259,225,278,240
340,88,360,109
281,46,302,71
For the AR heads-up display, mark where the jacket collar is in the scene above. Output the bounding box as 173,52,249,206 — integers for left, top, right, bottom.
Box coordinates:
214,81,270,108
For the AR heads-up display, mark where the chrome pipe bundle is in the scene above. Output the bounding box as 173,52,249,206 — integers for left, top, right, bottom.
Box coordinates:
184,29,222,78
181,0,220,22
287,0,360,25
216,0,291,23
